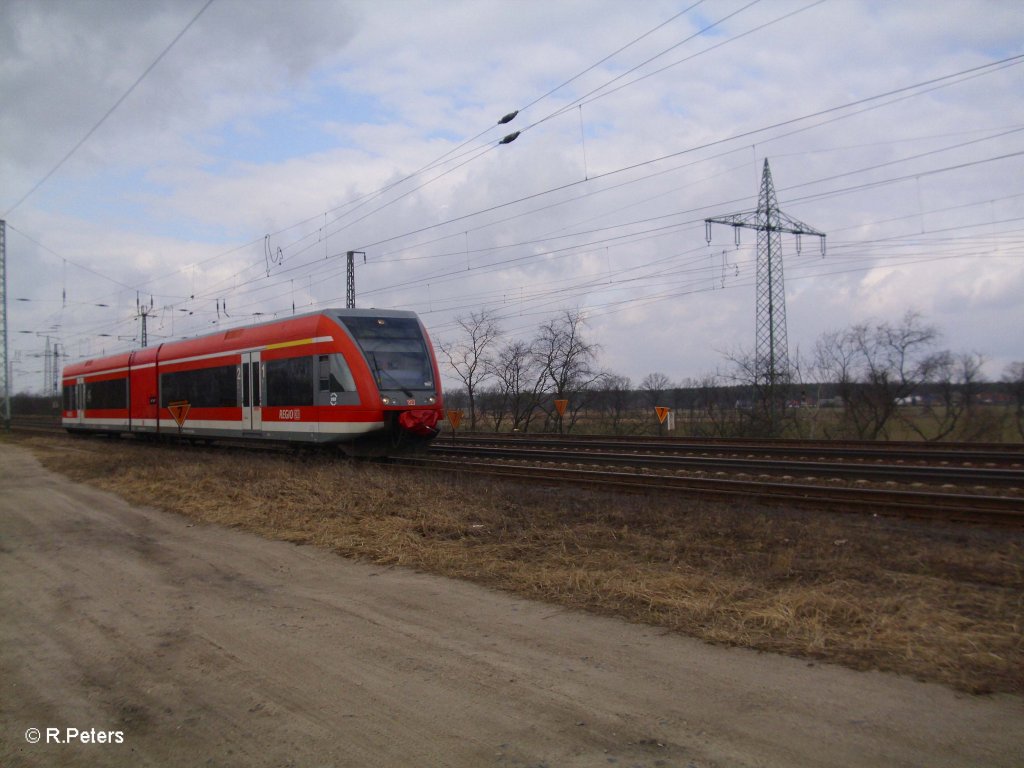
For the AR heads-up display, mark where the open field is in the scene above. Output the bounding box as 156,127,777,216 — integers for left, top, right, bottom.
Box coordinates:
12,432,1024,695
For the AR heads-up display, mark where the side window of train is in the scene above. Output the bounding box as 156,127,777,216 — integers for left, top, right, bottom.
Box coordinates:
317,354,359,406
161,366,237,408
318,354,356,393
84,378,128,409
265,356,314,407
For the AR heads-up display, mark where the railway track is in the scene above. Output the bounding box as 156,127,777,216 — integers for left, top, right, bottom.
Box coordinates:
10,418,1024,526
428,443,1024,487
401,456,1022,526
435,433,1024,467
414,434,1024,527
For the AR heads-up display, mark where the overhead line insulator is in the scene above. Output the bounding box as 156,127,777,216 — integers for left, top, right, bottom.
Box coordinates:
499,131,521,145
497,110,519,125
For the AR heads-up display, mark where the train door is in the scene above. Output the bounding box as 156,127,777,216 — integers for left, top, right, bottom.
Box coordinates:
241,351,262,432
76,378,86,425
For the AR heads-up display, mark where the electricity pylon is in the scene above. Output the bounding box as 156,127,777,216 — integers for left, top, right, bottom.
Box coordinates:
705,159,825,432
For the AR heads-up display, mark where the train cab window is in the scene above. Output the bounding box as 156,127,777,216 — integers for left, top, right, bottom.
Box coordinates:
318,354,356,394
339,316,435,391
63,385,77,411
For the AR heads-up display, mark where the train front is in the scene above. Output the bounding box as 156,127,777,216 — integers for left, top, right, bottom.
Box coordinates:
335,311,443,449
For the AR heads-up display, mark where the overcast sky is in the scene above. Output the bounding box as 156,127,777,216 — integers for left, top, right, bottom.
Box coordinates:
2,0,1022,394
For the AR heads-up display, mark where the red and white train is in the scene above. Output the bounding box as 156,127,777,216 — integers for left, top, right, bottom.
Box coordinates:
61,309,444,454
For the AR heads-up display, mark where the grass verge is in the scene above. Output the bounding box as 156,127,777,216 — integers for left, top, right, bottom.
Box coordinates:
15,434,1023,695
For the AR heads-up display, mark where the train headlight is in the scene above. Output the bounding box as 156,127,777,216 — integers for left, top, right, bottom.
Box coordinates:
426,396,437,404
381,396,392,405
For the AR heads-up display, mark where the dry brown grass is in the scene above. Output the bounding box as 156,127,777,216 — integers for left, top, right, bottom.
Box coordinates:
14,433,1024,695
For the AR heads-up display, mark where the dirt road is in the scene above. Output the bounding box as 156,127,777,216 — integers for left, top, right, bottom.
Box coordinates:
1,441,1021,767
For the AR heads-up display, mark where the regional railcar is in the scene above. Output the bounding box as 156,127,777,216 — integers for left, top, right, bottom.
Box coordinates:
61,309,443,455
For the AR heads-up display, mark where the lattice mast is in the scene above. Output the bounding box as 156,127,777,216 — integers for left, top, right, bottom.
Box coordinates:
136,294,155,348
346,251,366,309
43,336,52,398
705,159,825,427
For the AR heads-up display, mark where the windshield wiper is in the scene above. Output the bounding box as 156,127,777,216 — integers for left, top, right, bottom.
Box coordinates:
369,352,414,398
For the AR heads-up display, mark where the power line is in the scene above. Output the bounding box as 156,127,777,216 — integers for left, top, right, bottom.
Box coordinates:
352,53,1024,254
245,4,722,271
516,2,704,114
2,0,216,217
531,0,822,128
40,134,1024,358
39,15,1021,340
5,223,138,291
15,18,1023,370
62,142,1021,353
114,1,766,296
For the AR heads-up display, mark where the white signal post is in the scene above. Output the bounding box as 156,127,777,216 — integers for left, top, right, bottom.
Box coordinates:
553,398,569,435
655,406,675,433
446,409,463,442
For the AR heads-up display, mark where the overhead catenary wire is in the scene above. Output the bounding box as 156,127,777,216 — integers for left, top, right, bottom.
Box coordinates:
100,170,1024,344
2,0,217,218
20,13,1018,318
13,2,712,325
179,4,718,295
16,0,745,358
42,133,1024,359
13,6,1022,373
352,53,1024,255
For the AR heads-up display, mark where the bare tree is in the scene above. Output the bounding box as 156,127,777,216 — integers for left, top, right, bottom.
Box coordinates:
814,311,940,439
532,310,602,433
476,384,507,432
640,372,672,435
1003,361,1024,440
693,372,741,437
720,346,777,436
901,351,985,441
438,310,501,430
639,372,672,408
592,372,634,435
488,338,546,432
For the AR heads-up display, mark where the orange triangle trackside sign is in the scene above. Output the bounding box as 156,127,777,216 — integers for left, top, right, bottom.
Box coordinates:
168,400,191,430
553,399,569,417
446,410,463,429
655,406,670,424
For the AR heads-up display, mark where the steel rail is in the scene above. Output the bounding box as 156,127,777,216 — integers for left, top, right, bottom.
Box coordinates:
12,417,1022,525
15,417,1024,465
400,457,1024,527
5,418,63,436
439,433,1024,467
428,444,1024,487
452,431,1024,452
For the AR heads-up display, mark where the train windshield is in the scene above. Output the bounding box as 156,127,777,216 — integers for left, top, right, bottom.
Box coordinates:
340,316,435,392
